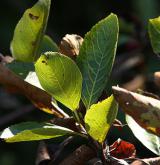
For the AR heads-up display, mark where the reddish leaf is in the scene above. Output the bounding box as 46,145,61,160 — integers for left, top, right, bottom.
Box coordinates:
110,139,136,159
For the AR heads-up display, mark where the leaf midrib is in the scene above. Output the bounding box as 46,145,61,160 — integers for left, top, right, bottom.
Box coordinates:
87,26,112,108
39,57,78,110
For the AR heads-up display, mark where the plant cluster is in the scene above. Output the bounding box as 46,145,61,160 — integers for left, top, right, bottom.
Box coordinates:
1,0,160,164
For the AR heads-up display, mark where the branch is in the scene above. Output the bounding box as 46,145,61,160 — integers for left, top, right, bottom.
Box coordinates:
0,62,64,117
36,141,50,165
59,145,96,165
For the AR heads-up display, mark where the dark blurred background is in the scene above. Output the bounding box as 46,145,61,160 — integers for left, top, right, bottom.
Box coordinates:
1,0,160,54
0,0,160,164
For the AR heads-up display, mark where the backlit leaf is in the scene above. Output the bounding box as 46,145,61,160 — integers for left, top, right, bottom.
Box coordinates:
35,52,82,111
84,95,118,143
0,122,75,142
11,0,51,62
126,115,160,155
112,86,160,136
77,13,119,109
148,16,160,54
0,63,63,116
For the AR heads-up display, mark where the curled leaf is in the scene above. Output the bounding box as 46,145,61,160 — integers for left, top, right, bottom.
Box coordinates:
59,34,83,59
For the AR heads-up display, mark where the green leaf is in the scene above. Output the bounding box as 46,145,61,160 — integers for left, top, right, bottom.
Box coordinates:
39,35,59,53
0,122,75,142
148,16,160,54
10,0,51,62
84,95,118,143
126,115,160,155
35,52,82,111
7,61,34,79
77,13,119,109
7,61,43,90
0,63,62,116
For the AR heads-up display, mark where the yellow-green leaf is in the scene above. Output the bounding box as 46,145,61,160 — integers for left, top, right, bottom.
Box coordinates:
35,52,82,111
148,16,160,54
11,0,51,62
84,95,118,143
0,122,75,142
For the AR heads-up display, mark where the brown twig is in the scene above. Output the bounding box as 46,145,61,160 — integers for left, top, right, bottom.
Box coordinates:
36,141,51,165
49,136,74,164
59,145,96,165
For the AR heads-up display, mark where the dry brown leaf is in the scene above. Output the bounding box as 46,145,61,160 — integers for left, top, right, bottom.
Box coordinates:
112,86,160,136
0,63,63,117
59,34,83,59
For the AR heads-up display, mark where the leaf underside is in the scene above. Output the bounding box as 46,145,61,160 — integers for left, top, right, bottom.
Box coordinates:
126,115,160,155
0,122,74,142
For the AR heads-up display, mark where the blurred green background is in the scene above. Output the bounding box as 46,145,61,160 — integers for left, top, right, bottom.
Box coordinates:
0,0,160,164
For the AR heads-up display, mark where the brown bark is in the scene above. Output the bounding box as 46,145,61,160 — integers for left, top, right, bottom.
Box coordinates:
59,145,96,165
